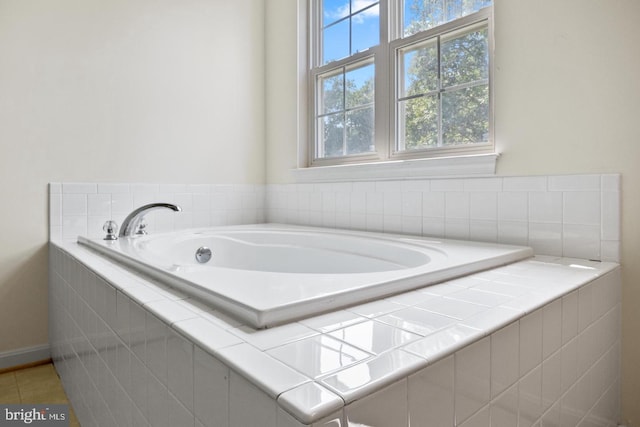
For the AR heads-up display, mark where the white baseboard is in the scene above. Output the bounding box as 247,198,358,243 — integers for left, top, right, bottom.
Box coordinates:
0,344,50,370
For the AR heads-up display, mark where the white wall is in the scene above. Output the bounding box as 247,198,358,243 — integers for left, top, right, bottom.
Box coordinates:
0,0,264,355
265,0,640,424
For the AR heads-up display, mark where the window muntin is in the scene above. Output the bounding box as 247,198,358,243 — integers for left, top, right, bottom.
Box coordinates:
317,60,375,158
395,21,490,152
310,0,493,166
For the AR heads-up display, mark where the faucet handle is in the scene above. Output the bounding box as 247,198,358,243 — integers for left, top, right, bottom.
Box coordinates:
103,220,119,241
135,218,148,235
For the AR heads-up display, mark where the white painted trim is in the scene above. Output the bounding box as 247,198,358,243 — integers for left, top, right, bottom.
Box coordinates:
291,153,499,182
0,344,50,370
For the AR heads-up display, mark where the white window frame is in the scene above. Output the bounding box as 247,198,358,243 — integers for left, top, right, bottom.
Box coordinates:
301,0,496,177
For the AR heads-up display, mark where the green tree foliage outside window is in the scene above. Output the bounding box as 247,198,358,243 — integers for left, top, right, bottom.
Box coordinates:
314,0,491,161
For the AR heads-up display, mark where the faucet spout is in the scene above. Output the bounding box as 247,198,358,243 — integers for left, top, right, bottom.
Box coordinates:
119,203,182,237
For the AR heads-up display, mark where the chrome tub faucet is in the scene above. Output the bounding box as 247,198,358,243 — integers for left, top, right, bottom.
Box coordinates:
119,203,182,237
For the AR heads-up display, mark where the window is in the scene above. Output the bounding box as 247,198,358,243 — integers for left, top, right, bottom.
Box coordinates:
308,0,493,167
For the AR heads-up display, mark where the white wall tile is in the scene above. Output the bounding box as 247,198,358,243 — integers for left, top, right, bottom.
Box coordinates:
328,320,420,355
88,193,111,216
578,283,593,333
562,291,579,345
422,192,445,218
469,220,498,243
267,335,370,379
561,338,578,395
464,177,502,192
345,379,408,427
503,176,547,192
520,309,543,376
470,192,497,220
497,221,528,246
542,351,562,413
445,218,470,240
408,356,454,426
455,337,491,425
277,382,343,426
194,347,229,427
445,192,470,219
402,191,422,217
529,223,562,256
491,322,519,398
97,183,130,194
168,395,195,427
229,372,277,427
563,192,601,225
167,329,195,412
50,174,621,264
491,384,518,426
276,407,305,427
63,183,97,194
548,175,600,192
63,194,88,216
542,300,562,359
519,365,542,427
219,343,309,398
601,190,620,241
422,217,445,237
529,192,562,223
498,192,528,221
320,349,424,404
431,178,464,192
145,313,168,386
49,179,622,427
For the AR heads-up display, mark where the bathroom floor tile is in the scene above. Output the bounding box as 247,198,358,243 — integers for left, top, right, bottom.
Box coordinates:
3,362,80,427
0,372,21,403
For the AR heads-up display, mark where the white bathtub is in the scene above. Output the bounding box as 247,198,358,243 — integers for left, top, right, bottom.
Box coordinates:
78,224,533,328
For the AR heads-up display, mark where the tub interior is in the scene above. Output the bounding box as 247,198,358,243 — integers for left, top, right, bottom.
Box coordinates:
136,231,434,274
79,224,534,328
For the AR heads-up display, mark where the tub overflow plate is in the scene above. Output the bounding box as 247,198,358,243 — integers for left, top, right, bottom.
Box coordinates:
195,246,212,263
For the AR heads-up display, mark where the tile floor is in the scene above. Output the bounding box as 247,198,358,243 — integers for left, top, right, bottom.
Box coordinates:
0,362,80,426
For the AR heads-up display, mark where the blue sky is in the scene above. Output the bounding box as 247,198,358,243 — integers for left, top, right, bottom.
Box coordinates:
321,0,492,64
322,0,379,64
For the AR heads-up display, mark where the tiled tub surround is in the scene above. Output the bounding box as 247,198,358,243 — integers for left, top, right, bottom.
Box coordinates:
266,174,621,263
49,182,265,241
50,174,620,264
50,240,621,426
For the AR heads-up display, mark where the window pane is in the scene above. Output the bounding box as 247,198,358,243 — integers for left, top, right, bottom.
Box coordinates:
323,0,349,27
320,113,345,157
445,0,491,22
323,20,350,64
352,3,379,54
399,40,438,97
441,25,488,88
320,73,344,114
346,107,375,154
441,84,489,145
351,0,377,13
398,95,439,150
404,0,491,37
404,0,445,35
345,63,374,109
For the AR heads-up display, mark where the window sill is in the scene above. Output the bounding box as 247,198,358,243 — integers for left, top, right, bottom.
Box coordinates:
291,153,499,183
